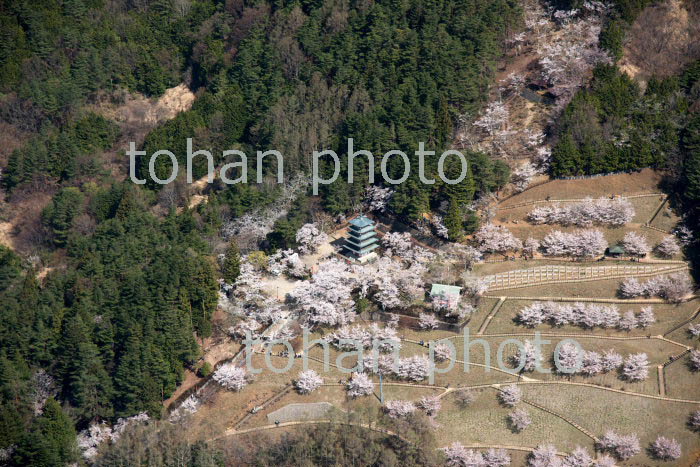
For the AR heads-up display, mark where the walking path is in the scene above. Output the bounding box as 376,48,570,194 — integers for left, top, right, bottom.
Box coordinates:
215,420,408,443
477,297,506,335
216,419,570,456
482,295,697,304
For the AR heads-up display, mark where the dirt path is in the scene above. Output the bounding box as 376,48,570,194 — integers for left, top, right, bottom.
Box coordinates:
214,420,408,443
478,297,506,335
482,295,697,304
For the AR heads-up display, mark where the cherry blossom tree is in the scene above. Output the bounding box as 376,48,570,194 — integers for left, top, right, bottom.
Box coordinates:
77,423,113,460
431,215,449,239
381,232,414,260
580,351,603,376
563,447,593,467
384,400,416,418
528,198,634,227
232,261,266,304
328,323,401,354
617,311,637,331
418,312,440,330
528,444,561,467
30,370,55,416
597,430,641,460
230,318,262,340
513,340,542,372
601,350,623,373
396,355,430,382
537,6,611,106
555,342,582,374
650,436,681,460
448,244,483,270
443,443,485,467
540,229,607,258
346,373,373,398
675,225,694,246
688,324,700,337
483,448,511,467
213,364,250,391
524,237,540,258
222,174,308,251
288,259,356,328
620,274,693,303
77,413,149,458
619,277,646,299
689,350,700,371
655,236,681,258
296,223,328,255
534,146,553,173
446,302,476,321
513,163,539,192
461,275,492,297
433,342,453,362
169,395,200,422
622,353,649,382
636,306,655,328
455,389,475,407
657,273,694,303
367,256,426,309
268,250,308,279
473,101,509,136
516,302,622,330
418,395,442,416
550,303,575,327
498,385,522,407
473,224,523,254
362,354,398,376
502,72,526,94
294,370,323,394
517,302,548,327
621,232,649,257
364,186,394,213
509,409,532,432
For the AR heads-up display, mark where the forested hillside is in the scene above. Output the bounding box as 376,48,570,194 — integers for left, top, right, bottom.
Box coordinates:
0,0,521,464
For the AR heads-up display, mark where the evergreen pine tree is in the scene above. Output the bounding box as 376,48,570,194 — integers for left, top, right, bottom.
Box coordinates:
222,240,241,284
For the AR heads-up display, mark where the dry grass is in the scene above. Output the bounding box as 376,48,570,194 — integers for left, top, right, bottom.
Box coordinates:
650,202,683,233
494,195,672,250
485,299,698,337
663,356,700,400
520,384,700,466
434,387,593,452
483,278,625,299
499,169,663,207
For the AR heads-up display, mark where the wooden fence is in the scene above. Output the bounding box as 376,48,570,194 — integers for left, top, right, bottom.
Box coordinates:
483,264,688,291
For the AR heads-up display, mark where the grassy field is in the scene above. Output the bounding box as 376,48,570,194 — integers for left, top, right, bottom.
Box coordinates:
484,298,699,337
520,384,700,465
434,387,594,452
499,169,663,207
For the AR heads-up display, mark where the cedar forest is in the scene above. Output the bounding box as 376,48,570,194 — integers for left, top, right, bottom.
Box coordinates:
0,0,699,465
